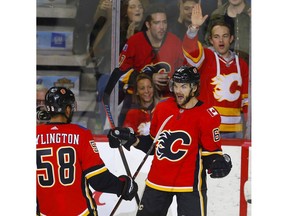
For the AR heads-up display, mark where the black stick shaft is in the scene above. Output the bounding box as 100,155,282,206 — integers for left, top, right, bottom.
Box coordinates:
103,103,140,216
110,115,173,215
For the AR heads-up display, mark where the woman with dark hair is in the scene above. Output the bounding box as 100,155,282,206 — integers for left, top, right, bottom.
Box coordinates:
123,73,159,135
120,0,147,50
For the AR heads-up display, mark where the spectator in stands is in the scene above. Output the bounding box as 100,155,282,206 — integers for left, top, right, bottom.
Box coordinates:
120,0,148,51
210,0,251,64
123,72,159,135
158,0,226,43
114,4,184,126
169,0,208,43
168,0,228,43
87,0,146,132
190,0,227,46
201,0,227,16
182,4,249,138
88,0,146,65
147,0,179,23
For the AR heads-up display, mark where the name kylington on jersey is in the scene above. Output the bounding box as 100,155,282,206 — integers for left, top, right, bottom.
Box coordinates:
37,133,80,145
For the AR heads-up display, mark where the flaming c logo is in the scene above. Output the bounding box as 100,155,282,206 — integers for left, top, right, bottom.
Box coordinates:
211,73,242,102
156,130,190,161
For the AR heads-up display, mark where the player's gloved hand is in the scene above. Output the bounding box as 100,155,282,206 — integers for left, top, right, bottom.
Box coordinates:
208,154,232,178
107,129,122,149
118,175,138,201
107,127,137,150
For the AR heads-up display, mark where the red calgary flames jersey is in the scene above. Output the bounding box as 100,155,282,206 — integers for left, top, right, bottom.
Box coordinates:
147,98,222,192
119,31,184,97
36,123,106,215
183,34,249,132
119,31,184,78
123,107,154,135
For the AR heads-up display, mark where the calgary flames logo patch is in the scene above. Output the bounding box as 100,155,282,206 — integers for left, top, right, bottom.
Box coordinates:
156,130,191,161
211,73,242,102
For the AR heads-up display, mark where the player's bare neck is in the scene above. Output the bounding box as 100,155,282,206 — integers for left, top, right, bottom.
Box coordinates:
50,115,67,123
181,98,198,109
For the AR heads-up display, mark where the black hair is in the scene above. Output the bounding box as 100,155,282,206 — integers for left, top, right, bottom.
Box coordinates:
120,0,145,49
141,3,167,31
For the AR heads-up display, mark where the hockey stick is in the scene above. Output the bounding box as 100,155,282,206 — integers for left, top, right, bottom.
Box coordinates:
103,102,140,205
102,69,140,205
110,114,174,216
132,114,173,180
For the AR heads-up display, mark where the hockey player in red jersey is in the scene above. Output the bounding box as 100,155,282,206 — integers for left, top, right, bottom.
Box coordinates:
107,66,232,216
36,87,138,216
182,4,249,138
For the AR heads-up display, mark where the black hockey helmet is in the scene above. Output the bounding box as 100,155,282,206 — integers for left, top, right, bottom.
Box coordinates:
172,65,200,83
45,87,76,115
169,66,200,96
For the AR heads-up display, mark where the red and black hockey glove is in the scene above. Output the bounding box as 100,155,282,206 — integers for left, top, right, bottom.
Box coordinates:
118,175,138,201
107,127,137,150
208,154,232,178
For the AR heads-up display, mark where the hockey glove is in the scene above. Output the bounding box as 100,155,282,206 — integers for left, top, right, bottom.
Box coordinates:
107,127,137,150
118,175,138,201
208,154,232,178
